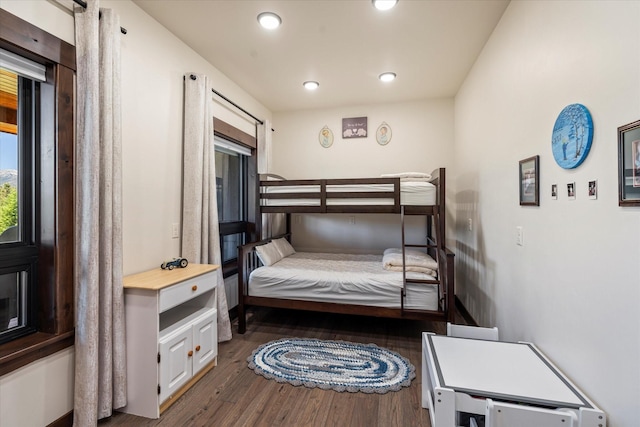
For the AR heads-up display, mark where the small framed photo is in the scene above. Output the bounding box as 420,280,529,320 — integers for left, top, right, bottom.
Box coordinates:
551,184,558,200
342,116,367,139
519,155,539,206
588,180,598,200
618,119,640,206
567,182,576,200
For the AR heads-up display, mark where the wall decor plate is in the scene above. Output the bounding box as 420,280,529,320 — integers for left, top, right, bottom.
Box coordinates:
319,125,333,148
376,122,392,145
551,104,594,169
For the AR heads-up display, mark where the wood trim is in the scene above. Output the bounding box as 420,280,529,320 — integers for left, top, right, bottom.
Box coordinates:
0,331,74,377
47,411,73,427
213,117,256,150
455,295,478,326
0,9,76,71
55,65,75,332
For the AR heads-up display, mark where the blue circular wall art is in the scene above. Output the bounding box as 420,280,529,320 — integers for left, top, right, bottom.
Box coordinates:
551,104,594,169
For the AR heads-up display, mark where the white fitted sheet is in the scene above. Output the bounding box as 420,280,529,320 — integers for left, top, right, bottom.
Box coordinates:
248,252,439,310
262,181,436,206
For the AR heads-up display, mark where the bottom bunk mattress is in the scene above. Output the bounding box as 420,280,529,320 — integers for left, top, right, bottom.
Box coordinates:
248,252,439,310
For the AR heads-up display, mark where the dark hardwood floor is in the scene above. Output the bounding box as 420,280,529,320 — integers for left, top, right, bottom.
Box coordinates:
99,307,468,427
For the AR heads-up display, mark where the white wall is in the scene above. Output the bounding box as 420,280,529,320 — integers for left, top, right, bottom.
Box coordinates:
454,1,640,425
272,99,455,252
0,1,271,425
0,347,74,426
103,0,271,276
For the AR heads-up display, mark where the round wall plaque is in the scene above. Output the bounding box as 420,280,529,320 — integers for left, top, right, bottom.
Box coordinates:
319,126,333,148
551,104,594,169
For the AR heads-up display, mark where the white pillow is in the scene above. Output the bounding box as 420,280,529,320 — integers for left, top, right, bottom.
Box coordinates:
380,172,432,180
255,242,283,266
272,237,296,258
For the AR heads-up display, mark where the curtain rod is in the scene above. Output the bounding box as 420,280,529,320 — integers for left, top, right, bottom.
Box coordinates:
189,75,273,131
72,0,128,34
211,86,265,127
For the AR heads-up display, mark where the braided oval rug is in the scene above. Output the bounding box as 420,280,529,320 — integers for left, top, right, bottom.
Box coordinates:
247,338,415,393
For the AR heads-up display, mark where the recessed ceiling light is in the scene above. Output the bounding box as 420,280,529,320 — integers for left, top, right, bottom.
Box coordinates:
372,0,398,11
257,12,282,30
378,72,396,82
303,81,319,90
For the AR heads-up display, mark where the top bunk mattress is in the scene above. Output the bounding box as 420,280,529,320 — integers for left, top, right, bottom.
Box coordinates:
262,181,436,206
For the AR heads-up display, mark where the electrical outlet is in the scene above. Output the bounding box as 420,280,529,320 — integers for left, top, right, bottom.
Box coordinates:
516,226,524,246
172,223,180,239
349,216,355,225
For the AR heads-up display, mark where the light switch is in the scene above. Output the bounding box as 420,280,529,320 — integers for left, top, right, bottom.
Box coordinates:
516,226,524,246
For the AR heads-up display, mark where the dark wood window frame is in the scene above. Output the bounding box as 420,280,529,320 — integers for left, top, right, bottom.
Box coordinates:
213,118,258,279
0,9,75,376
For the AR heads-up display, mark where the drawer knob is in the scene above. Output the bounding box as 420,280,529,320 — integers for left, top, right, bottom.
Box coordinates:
192,285,198,291
188,350,193,357
195,345,201,352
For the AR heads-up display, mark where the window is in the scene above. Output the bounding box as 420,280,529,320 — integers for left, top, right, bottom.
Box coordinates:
215,137,250,272
0,9,75,376
212,118,258,279
0,66,38,344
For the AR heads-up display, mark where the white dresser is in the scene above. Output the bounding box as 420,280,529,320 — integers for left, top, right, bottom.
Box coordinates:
121,264,219,419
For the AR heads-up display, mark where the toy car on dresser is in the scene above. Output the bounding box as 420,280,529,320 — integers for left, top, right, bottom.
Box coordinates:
161,257,188,270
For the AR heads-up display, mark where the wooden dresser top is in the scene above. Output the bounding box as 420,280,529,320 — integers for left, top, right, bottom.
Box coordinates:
123,264,219,290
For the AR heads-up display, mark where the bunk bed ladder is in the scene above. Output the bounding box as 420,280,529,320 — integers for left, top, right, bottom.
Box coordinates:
400,206,446,314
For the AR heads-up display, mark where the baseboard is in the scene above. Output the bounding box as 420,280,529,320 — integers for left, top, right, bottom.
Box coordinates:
455,296,478,326
47,411,72,427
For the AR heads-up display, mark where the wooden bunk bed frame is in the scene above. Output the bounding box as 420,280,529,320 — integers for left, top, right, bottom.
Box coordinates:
237,168,455,334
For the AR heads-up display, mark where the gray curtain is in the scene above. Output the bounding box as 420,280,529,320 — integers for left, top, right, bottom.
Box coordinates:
257,121,285,239
182,73,232,342
74,0,127,424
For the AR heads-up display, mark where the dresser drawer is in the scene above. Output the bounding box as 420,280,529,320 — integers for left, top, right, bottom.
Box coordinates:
159,271,216,313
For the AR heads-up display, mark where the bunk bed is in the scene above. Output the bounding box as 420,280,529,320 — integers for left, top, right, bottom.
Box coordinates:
237,168,455,334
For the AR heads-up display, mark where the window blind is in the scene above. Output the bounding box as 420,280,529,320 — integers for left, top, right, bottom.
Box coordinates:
0,48,46,82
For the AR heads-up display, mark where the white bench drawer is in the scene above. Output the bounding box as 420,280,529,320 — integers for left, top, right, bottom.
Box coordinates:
159,271,216,313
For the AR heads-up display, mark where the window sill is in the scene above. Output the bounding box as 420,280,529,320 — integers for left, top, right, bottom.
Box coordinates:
0,331,74,377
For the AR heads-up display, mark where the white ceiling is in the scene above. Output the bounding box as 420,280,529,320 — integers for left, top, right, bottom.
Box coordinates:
132,0,510,113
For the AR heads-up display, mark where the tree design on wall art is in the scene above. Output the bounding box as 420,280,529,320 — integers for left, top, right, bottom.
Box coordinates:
551,103,594,169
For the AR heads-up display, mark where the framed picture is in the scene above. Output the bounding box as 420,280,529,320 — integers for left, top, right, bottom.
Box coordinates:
567,182,576,200
519,155,539,206
551,184,558,200
318,125,333,148
342,117,367,138
588,180,597,200
376,122,392,145
618,119,640,206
